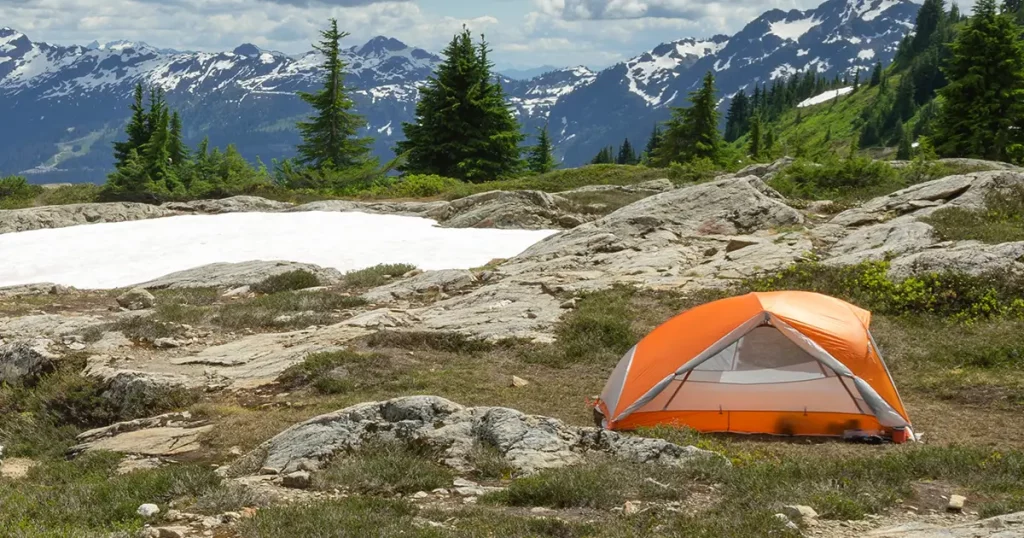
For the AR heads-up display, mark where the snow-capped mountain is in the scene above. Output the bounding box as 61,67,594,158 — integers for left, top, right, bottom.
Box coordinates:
0,0,918,183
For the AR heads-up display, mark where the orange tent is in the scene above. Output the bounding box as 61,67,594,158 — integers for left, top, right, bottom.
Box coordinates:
595,291,914,442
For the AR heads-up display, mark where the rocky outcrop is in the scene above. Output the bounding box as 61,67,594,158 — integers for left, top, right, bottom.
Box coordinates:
234,396,722,477
361,269,477,304
560,178,675,195
869,511,1024,537
0,283,74,298
434,190,587,229
117,288,156,310
0,313,104,339
0,202,175,235
134,260,344,290
0,339,57,385
161,196,292,214
69,411,212,457
289,199,449,219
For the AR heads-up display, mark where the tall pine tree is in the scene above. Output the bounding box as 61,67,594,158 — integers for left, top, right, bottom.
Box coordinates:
113,83,149,170
933,0,1024,161
724,90,750,142
590,146,615,164
643,125,663,162
748,113,764,160
295,19,372,171
397,27,523,182
870,62,883,86
167,111,188,166
654,71,722,166
527,126,556,174
616,138,638,165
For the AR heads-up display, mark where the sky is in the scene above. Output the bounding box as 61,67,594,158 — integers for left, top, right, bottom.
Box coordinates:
2,0,922,70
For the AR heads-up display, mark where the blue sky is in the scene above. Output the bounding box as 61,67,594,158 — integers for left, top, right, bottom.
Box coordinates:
2,0,924,70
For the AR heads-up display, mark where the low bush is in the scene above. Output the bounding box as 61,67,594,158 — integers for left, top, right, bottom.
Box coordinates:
770,156,899,200
36,183,102,206
238,497,423,538
312,441,454,495
251,270,322,294
341,263,417,289
0,452,222,536
924,184,1024,244
277,350,393,394
365,330,493,354
526,285,639,367
0,175,44,208
215,290,366,331
666,157,721,184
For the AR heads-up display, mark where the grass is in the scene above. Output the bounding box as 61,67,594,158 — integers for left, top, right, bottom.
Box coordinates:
364,331,495,354
238,497,434,538
278,350,397,394
341,263,417,289
251,270,322,294
924,184,1024,244
313,441,455,495
482,457,692,509
0,177,101,210
559,189,652,215
215,290,366,331
0,451,222,536
445,165,670,198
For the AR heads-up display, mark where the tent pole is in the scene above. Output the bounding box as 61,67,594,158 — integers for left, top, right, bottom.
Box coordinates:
661,371,691,411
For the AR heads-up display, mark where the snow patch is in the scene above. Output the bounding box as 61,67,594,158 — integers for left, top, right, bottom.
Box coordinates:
862,0,900,21
797,86,853,108
796,49,810,57
0,212,556,289
858,49,876,60
768,17,820,41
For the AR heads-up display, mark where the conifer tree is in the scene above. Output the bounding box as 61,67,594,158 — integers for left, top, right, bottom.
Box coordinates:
764,129,776,156
398,27,523,182
143,107,176,192
527,125,556,174
655,71,722,166
167,111,188,166
590,146,614,164
912,0,947,54
950,1,961,21
934,0,1024,161
853,69,860,92
870,62,883,86
113,83,149,169
616,138,638,165
896,124,913,159
644,124,663,158
296,19,372,171
748,113,764,160
724,90,750,142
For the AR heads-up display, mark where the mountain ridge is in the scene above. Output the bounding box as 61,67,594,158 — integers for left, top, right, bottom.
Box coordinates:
0,0,919,183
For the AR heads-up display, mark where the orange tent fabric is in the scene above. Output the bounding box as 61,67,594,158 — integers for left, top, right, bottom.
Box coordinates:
596,291,912,440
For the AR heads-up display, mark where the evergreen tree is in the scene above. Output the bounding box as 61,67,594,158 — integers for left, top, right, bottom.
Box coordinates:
896,123,913,159
644,124,663,159
853,70,861,92
934,0,1024,161
167,111,188,166
113,83,149,169
527,126,556,174
748,113,764,160
890,75,917,126
870,62,883,86
616,138,638,165
724,90,750,142
950,2,961,21
591,146,614,164
142,107,177,193
106,149,152,194
295,19,373,171
764,129,776,156
398,27,523,182
655,71,722,165
912,0,947,54
1003,0,1021,14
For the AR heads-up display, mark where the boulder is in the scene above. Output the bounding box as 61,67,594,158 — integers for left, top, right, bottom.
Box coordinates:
0,339,58,385
135,260,343,290
235,396,723,478
0,314,104,339
361,270,478,304
436,190,586,230
117,288,156,310
0,202,175,235
0,283,74,298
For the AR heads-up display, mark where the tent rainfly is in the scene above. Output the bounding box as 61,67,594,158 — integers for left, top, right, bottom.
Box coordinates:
594,291,914,442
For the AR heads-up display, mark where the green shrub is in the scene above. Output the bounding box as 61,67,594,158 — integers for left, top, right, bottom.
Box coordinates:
374,174,464,198
0,175,44,208
215,290,366,331
667,157,721,184
526,285,639,367
365,331,493,354
341,263,417,289
924,184,1024,244
36,183,101,206
770,156,899,200
312,441,454,495
251,270,322,294
278,350,393,394
238,498,423,538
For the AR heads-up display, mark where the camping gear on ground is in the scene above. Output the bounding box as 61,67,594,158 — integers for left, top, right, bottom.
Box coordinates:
593,291,914,443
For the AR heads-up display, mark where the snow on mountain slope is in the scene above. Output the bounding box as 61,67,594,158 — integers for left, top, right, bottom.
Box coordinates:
0,0,920,181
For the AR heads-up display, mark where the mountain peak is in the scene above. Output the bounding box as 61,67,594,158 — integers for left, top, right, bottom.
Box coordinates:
233,43,261,57
0,27,21,39
358,36,408,56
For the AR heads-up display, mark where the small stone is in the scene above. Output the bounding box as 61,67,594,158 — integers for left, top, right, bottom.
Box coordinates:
462,496,478,504
511,375,529,388
530,507,554,514
228,446,243,456
774,513,800,531
222,286,251,298
140,529,161,538
412,491,429,499
431,488,449,495
948,494,967,512
164,509,183,522
155,527,186,538
259,466,280,475
153,338,181,349
559,298,578,309
137,503,161,517
782,504,818,523
453,477,478,488
68,342,87,351
117,288,156,310
644,477,670,489
241,507,258,518
623,501,639,515
282,470,311,489
221,511,242,523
